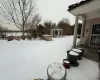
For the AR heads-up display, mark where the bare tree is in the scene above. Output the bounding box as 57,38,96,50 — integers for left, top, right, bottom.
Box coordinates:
43,21,56,34
61,18,70,25
58,19,72,35
26,14,41,30
0,0,38,36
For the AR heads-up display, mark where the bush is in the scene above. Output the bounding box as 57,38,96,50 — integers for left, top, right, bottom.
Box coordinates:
33,33,37,39
38,32,43,38
27,36,32,40
20,35,26,40
16,36,21,41
7,36,14,41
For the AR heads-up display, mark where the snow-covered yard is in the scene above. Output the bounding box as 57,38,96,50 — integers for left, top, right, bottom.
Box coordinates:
0,36,99,80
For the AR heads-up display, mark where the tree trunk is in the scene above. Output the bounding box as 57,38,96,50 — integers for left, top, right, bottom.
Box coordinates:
22,23,25,36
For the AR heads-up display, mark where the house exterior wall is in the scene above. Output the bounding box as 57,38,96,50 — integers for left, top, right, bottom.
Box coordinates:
84,17,100,47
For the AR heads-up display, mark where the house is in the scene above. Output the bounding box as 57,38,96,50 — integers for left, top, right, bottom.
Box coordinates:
68,0,100,48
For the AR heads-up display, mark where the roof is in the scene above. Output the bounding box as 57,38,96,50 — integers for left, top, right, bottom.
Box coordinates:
51,26,63,30
0,30,28,33
68,0,93,11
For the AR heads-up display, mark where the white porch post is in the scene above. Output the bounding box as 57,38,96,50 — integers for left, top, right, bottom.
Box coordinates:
73,15,79,48
80,20,85,39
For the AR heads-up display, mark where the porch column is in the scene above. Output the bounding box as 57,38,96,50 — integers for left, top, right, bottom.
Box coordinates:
73,15,79,48
80,20,86,38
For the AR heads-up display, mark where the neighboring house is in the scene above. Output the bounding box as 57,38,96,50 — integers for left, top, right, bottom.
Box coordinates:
68,0,100,48
0,30,27,37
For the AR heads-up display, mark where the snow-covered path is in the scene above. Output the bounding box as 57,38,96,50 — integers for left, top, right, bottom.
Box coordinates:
0,36,99,80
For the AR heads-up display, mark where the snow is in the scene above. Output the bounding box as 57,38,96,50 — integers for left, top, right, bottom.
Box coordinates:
0,36,99,80
47,62,66,79
64,60,70,63
43,34,51,36
69,51,79,56
6,33,27,36
72,49,82,52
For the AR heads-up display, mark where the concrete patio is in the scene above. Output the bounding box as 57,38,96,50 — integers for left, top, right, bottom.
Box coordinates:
77,46,99,63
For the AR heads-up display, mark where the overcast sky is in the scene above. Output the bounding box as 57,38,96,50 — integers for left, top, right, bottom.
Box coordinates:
36,0,82,25
3,0,82,30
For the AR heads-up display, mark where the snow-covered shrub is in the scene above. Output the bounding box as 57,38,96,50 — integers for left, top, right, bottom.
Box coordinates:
27,36,32,40
7,36,14,41
20,35,26,40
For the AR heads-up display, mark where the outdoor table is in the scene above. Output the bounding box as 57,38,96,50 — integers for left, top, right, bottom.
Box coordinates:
72,48,83,60
47,62,66,80
68,51,79,67
63,59,70,69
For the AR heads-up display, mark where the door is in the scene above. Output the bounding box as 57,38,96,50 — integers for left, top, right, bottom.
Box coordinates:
90,24,100,45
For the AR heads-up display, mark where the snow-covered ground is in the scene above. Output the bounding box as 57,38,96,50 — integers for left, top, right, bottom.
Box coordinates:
0,36,99,80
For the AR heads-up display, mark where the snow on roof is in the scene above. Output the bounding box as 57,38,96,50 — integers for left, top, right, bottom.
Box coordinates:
68,0,92,11
51,26,63,30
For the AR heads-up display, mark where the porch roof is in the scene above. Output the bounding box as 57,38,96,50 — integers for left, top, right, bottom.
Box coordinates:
68,0,92,11
68,0,100,20
51,26,63,30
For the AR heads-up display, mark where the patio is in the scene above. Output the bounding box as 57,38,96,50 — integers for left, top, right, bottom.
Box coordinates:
0,36,99,80
76,46,99,63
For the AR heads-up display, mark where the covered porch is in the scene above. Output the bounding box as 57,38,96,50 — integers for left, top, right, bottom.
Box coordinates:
76,45,99,62
68,0,100,48
68,0,100,62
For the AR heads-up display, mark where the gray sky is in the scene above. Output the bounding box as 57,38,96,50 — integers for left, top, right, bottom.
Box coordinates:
36,0,82,25
2,0,82,30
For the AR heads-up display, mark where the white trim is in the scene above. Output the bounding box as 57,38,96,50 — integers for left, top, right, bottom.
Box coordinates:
70,0,100,16
51,29,63,30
